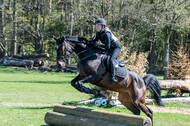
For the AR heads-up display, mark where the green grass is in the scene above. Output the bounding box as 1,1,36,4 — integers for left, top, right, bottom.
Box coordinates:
156,76,164,80
0,66,190,126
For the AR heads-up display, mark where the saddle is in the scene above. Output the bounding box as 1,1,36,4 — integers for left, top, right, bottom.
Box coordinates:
101,55,127,79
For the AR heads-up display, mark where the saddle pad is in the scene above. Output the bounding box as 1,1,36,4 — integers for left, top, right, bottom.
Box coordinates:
115,66,127,78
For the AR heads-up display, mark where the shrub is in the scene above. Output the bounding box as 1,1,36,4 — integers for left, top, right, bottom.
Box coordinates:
166,44,189,80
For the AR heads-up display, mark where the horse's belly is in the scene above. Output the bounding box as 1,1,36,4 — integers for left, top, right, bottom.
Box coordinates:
95,73,128,92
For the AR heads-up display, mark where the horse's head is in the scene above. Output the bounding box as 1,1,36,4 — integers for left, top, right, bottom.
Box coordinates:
54,36,74,63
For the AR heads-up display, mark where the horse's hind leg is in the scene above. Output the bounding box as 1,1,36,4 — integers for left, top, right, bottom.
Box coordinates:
130,81,153,121
118,92,140,115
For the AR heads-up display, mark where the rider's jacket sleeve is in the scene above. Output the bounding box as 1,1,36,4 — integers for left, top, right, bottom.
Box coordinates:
105,32,111,50
93,32,99,43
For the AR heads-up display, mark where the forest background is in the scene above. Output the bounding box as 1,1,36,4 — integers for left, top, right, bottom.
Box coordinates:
0,0,189,78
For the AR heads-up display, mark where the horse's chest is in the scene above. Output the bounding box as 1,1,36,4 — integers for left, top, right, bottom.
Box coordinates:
78,60,101,76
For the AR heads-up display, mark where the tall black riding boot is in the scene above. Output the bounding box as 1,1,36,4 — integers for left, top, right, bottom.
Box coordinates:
110,59,118,83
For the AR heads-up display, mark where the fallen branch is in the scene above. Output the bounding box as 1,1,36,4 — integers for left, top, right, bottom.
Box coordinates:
12,53,49,59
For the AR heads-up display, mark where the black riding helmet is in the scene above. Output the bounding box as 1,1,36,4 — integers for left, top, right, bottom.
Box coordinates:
95,18,106,26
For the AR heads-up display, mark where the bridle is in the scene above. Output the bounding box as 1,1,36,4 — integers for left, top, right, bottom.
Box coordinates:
56,38,72,60
56,37,99,61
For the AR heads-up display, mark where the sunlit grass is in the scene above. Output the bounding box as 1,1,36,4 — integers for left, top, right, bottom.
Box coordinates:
0,66,189,126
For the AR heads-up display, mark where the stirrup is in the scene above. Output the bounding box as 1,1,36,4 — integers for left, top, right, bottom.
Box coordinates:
110,77,118,83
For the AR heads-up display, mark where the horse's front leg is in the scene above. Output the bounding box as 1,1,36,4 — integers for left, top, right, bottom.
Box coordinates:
76,74,99,95
71,75,84,92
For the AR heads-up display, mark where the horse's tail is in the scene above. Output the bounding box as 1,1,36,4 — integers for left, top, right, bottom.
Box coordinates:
143,74,165,106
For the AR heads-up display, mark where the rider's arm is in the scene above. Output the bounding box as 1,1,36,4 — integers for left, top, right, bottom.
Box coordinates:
105,32,111,50
93,32,99,43
88,32,98,47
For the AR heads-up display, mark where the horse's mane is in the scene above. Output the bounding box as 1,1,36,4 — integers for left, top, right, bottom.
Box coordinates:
65,35,88,43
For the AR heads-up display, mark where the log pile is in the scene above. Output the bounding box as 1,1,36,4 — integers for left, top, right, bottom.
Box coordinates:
159,80,190,91
12,53,49,59
45,105,152,126
159,80,190,94
2,53,49,68
159,80,190,96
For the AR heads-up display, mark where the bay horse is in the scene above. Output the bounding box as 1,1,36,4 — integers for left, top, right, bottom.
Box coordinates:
54,35,164,122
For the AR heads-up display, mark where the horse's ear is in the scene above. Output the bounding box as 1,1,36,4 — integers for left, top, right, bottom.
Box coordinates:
53,36,57,41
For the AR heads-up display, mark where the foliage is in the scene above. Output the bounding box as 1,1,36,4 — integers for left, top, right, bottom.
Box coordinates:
166,44,190,80
0,0,190,75
118,44,149,77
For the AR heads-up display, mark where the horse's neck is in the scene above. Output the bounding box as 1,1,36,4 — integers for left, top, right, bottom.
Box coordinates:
74,44,101,60
73,43,85,53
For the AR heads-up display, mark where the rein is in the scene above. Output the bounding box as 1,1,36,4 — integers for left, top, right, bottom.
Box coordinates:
57,37,105,61
57,38,95,61
76,46,94,56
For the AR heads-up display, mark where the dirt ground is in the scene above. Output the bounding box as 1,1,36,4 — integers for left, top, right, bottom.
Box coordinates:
1,102,190,115
147,105,190,115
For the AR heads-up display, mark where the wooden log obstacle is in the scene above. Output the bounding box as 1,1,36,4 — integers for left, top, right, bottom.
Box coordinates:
159,80,190,96
44,105,152,126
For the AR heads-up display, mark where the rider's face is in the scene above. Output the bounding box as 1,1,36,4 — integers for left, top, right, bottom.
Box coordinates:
96,24,102,32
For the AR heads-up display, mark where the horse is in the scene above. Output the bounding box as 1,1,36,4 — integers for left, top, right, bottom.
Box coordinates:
54,35,164,122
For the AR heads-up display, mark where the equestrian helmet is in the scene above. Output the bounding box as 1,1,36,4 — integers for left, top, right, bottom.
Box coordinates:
95,18,106,26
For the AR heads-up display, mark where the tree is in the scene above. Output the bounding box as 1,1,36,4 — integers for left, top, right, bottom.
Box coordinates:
0,0,5,57
12,0,17,55
158,0,190,79
166,44,190,80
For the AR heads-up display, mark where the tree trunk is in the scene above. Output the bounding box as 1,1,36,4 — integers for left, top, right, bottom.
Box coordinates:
12,0,17,55
119,0,124,39
164,26,171,79
111,0,115,27
0,0,5,57
169,30,176,62
41,0,46,53
34,0,41,53
101,0,104,17
61,5,63,22
69,0,73,35
65,2,69,34
78,0,82,36
49,0,52,12
148,4,157,73
7,0,11,10
0,0,4,36
148,27,157,73
90,0,94,37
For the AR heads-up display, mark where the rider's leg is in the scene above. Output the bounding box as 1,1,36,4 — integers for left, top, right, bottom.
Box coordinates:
110,58,118,83
110,47,121,83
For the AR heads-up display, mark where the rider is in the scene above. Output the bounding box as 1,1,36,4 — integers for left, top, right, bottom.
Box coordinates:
90,18,122,83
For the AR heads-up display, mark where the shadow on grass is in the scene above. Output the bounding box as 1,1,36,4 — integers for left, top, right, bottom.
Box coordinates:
0,65,21,73
0,80,71,84
63,100,83,105
14,106,54,110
